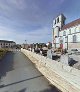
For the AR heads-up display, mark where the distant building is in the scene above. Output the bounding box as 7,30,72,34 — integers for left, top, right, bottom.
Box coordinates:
52,14,80,50
21,44,28,49
0,40,16,48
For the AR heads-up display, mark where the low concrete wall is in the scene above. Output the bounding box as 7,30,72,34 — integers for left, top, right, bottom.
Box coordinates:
21,48,80,92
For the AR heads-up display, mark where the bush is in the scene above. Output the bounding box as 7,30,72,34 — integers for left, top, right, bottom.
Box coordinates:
0,48,8,59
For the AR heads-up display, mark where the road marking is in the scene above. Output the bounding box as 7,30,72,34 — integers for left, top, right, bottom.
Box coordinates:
0,75,43,88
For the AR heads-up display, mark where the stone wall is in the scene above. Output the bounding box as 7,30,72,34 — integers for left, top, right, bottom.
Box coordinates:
68,43,80,49
21,48,80,92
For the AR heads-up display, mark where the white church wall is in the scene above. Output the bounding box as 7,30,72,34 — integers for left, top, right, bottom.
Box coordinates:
76,33,80,42
59,31,63,36
68,35,73,42
55,37,60,44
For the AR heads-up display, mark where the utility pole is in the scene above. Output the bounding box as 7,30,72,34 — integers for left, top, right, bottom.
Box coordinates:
24,40,28,49
25,40,27,44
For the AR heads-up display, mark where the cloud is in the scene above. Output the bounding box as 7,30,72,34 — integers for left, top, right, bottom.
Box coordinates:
16,27,52,44
0,25,51,44
0,0,74,44
8,0,27,10
0,0,66,22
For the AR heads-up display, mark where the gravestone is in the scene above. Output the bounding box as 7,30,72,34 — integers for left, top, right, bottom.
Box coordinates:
60,54,70,65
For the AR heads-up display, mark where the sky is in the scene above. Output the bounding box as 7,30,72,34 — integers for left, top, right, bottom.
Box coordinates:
0,0,80,44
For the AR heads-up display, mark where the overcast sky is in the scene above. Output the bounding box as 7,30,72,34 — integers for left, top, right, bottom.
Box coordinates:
0,0,80,44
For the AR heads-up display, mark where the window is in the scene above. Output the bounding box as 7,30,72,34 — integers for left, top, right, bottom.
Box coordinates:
69,29,71,34
73,35,76,42
63,31,66,36
74,27,77,33
54,20,56,24
57,17,59,23
76,27,80,32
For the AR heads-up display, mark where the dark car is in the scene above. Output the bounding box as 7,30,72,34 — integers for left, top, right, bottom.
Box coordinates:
68,49,78,54
34,48,40,53
41,47,48,56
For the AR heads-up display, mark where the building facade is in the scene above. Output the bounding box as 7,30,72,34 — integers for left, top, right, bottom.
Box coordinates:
0,40,16,48
52,14,80,50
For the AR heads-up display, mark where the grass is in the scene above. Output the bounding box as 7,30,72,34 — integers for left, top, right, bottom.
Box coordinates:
0,48,8,59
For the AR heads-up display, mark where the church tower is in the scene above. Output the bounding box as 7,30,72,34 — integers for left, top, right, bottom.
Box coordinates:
52,14,66,48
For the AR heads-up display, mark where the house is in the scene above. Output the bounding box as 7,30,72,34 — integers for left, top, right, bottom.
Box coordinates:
52,14,80,50
0,40,16,48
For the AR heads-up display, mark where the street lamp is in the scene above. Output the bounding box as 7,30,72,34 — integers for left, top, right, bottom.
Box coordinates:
24,40,27,49
25,40,27,44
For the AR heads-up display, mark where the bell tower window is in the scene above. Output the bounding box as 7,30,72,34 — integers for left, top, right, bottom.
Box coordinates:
54,20,56,24
57,17,59,23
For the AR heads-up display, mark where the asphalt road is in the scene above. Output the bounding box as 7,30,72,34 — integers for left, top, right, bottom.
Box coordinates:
0,51,61,92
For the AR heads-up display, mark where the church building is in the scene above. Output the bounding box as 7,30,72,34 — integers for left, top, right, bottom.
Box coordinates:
52,14,80,50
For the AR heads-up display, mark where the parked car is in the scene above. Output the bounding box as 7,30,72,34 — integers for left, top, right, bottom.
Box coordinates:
68,49,78,55
34,48,40,53
41,47,48,56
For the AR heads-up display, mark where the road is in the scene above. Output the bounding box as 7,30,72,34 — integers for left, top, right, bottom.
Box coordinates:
0,51,61,92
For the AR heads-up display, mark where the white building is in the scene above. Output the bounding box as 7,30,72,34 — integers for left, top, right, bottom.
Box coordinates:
0,40,16,48
52,14,80,50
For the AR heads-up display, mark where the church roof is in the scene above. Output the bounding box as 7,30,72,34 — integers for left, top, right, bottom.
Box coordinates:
62,18,80,30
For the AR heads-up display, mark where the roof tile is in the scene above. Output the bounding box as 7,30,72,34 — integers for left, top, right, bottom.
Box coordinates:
62,18,80,30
